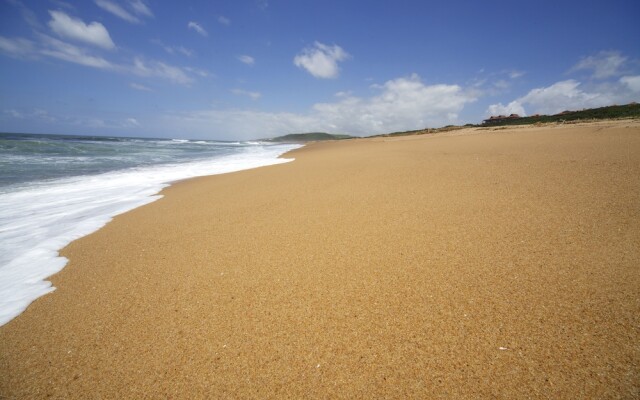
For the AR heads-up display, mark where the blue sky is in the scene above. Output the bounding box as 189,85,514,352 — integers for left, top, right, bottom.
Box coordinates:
1,0,639,140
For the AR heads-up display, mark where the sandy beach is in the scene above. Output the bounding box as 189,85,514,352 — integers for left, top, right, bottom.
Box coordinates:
1,121,639,398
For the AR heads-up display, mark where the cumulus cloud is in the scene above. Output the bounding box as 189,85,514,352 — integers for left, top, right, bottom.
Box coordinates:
231,88,262,100
294,42,350,79
95,0,139,23
486,101,526,117
515,80,615,114
572,51,627,79
48,10,115,49
188,21,208,37
237,55,255,65
160,74,477,139
485,79,638,117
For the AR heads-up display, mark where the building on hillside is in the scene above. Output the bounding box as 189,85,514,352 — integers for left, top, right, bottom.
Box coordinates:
482,114,521,125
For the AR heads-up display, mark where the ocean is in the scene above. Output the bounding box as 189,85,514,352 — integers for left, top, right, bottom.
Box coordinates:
0,132,301,326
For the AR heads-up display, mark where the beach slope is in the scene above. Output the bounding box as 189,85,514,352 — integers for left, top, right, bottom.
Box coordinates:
1,121,639,398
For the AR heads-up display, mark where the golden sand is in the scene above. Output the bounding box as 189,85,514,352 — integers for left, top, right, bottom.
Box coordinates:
1,121,639,398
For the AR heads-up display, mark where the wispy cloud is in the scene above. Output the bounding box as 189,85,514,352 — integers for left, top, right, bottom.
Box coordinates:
129,0,153,18
0,34,199,86
231,88,261,100
237,55,255,65
294,42,350,79
153,40,193,57
218,16,230,26
40,34,114,68
131,57,193,85
48,10,115,49
0,36,37,59
184,67,210,78
2,108,56,122
94,0,153,23
95,0,139,24
188,21,208,37
49,1,75,11
130,82,152,91
571,50,627,79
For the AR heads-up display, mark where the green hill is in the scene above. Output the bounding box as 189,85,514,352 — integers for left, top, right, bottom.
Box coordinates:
266,132,354,143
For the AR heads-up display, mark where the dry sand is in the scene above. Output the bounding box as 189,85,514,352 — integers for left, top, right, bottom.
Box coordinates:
1,121,639,398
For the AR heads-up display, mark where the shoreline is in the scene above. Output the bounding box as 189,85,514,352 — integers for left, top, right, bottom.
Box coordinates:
0,142,300,327
1,120,639,398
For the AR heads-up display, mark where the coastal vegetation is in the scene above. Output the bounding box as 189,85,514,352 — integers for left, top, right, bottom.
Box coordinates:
480,103,640,127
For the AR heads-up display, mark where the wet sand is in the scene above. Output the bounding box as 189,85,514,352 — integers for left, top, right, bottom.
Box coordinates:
1,121,639,398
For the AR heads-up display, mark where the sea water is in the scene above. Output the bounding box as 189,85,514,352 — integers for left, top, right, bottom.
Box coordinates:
0,132,301,326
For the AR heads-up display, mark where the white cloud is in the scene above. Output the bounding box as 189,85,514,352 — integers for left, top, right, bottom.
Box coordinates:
218,16,230,25
0,36,37,58
237,55,255,65
509,70,525,79
3,109,25,119
95,0,139,23
0,33,198,86
486,79,631,117
130,82,152,91
486,101,525,117
293,42,350,79
188,21,208,37
131,57,193,84
161,74,477,139
40,34,113,69
129,0,153,17
518,80,612,114
231,89,262,100
620,75,640,92
572,51,627,79
184,66,210,78
125,117,139,126
153,40,193,57
49,1,75,11
171,46,193,57
48,10,115,49
2,108,55,122
311,74,475,133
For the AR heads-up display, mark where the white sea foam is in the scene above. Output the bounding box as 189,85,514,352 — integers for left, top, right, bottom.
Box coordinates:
0,144,300,326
